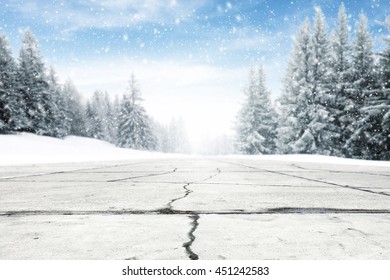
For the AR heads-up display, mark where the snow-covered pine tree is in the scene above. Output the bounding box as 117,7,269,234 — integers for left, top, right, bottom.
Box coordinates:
85,91,117,142
62,79,86,136
277,19,313,154
86,91,105,140
151,120,168,152
236,65,277,155
0,35,28,133
330,3,353,155
344,13,379,158
17,29,53,135
355,16,390,160
117,74,156,150
47,67,68,137
102,92,118,143
375,16,390,160
381,16,390,90
85,98,104,140
304,7,339,156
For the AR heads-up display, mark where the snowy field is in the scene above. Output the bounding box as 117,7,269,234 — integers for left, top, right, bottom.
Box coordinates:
0,133,176,166
0,134,390,259
1,133,389,167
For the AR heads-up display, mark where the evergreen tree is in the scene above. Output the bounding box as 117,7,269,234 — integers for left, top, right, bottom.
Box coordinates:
358,16,390,160
277,19,313,154
103,92,118,143
378,17,390,160
47,67,68,137
85,98,104,139
117,74,156,150
344,13,379,158
87,91,105,140
62,79,86,136
17,30,53,135
305,7,338,155
278,9,340,155
0,35,28,133
151,120,168,152
85,91,116,141
330,3,352,155
380,17,390,90
236,65,277,154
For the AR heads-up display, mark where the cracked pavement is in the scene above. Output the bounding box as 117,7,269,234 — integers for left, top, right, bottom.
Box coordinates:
0,157,390,259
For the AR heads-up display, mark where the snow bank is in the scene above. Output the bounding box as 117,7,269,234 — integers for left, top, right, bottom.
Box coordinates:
0,133,175,165
1,133,389,167
227,154,390,167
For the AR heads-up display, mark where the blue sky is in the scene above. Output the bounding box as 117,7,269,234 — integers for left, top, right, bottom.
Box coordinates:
2,0,388,66
1,0,389,149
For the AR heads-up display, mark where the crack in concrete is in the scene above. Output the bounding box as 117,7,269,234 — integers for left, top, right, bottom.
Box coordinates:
290,164,390,177
107,168,177,182
183,214,200,260
2,207,390,217
159,167,221,260
163,183,192,213
162,168,222,213
0,162,153,180
217,160,390,197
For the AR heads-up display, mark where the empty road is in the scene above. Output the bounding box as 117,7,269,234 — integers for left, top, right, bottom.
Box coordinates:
1,157,390,259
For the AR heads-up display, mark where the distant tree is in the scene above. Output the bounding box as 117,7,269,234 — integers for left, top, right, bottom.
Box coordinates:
0,35,28,133
62,79,86,136
236,65,277,154
85,91,117,142
47,67,68,137
152,120,169,152
165,117,190,153
103,92,118,143
117,74,156,150
85,98,104,140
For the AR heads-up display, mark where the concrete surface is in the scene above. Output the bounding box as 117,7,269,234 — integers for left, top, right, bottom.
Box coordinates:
0,157,389,259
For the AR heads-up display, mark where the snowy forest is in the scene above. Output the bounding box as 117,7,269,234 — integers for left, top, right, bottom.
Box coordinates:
0,4,389,160
236,5,390,160
0,30,190,153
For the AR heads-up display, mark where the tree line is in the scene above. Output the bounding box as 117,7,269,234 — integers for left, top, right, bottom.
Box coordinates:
236,5,390,160
0,30,189,152
1,4,389,159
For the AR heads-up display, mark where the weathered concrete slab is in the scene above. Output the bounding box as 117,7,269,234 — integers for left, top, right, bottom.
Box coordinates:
172,184,390,211
0,181,183,211
194,214,390,259
0,215,189,259
0,157,389,260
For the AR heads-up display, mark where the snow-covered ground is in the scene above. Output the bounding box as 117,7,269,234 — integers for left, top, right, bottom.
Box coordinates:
0,133,175,165
1,133,390,167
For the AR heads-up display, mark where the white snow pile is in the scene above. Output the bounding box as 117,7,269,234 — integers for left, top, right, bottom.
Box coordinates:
228,154,390,167
1,133,389,167
0,133,175,165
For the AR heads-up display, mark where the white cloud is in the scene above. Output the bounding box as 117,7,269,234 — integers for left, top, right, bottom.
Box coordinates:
7,0,208,31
